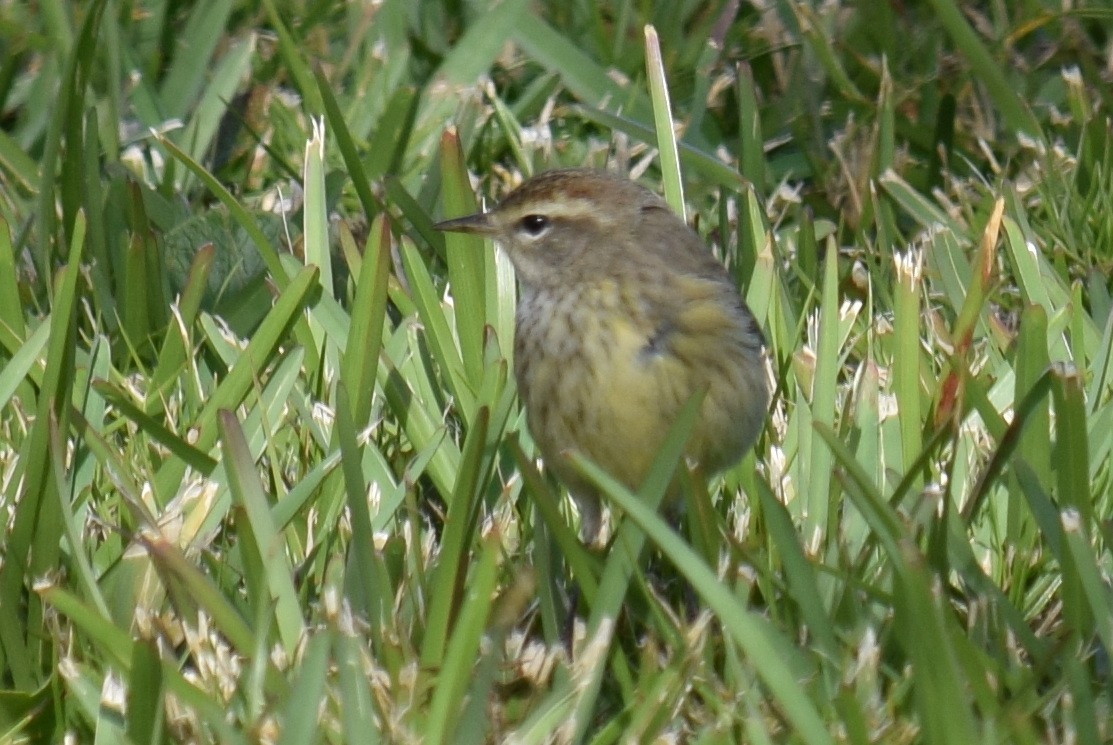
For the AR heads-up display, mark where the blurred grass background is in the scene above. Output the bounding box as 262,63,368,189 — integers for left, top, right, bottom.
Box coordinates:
1,0,1113,742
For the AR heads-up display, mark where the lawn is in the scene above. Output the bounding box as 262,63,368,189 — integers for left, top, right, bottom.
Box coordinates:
1,1,1112,742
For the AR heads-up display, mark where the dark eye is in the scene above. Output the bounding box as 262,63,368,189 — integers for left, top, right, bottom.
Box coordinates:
518,214,550,236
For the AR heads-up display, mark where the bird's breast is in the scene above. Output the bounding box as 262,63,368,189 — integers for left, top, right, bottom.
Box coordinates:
512,278,764,489
513,282,674,486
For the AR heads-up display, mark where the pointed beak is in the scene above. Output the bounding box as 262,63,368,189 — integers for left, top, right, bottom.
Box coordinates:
433,212,496,235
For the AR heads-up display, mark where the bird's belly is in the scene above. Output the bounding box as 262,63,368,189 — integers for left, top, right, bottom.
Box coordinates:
515,317,669,488
514,288,761,490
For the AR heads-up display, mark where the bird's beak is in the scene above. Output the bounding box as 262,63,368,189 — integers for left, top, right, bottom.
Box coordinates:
433,212,496,235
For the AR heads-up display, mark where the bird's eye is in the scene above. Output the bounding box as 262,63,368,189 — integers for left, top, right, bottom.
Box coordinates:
518,214,550,236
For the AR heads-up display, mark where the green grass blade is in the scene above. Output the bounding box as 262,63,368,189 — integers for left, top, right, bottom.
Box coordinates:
438,130,488,390
258,0,323,114
218,410,306,656
575,455,832,745
276,632,331,745
153,266,319,499
341,216,392,430
644,25,684,220
157,0,234,119
420,407,489,668
424,533,500,745
926,0,1043,138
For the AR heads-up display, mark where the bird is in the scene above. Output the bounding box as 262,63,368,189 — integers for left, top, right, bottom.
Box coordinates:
435,168,769,546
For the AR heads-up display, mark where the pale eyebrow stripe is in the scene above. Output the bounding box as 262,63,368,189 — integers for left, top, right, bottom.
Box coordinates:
504,198,597,220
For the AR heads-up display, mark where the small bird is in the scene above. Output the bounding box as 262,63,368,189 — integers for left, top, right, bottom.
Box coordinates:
435,168,769,545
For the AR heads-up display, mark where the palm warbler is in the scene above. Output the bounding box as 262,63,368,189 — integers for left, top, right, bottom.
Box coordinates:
435,168,768,544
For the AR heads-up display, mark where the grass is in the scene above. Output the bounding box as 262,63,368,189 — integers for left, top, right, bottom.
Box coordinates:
1,0,1113,742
